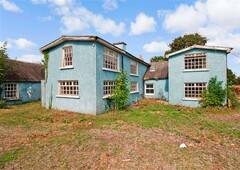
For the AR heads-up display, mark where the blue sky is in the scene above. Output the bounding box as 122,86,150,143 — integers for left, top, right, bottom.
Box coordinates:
1,0,240,76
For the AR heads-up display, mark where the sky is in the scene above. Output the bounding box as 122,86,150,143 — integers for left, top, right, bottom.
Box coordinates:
0,0,240,76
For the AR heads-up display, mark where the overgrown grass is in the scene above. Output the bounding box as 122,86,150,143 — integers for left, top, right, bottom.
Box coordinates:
0,100,239,169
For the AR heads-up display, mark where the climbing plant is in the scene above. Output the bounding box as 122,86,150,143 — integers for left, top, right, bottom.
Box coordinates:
42,52,49,81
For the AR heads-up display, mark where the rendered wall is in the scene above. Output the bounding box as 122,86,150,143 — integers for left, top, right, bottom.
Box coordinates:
144,79,169,100
95,42,148,114
45,41,97,115
6,82,41,105
168,49,227,107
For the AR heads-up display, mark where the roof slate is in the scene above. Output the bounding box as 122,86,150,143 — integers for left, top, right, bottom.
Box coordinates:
5,60,45,82
144,61,168,80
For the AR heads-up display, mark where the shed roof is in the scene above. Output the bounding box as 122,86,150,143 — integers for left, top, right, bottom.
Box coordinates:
165,45,233,58
5,60,44,82
40,35,150,66
144,61,168,80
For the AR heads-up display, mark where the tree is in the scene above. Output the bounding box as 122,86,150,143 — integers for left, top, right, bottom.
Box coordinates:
165,33,208,55
227,68,237,85
0,42,13,101
150,56,168,62
111,71,129,110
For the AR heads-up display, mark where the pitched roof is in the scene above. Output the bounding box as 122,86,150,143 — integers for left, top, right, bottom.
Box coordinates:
5,60,45,82
144,61,168,80
165,45,233,58
40,35,150,66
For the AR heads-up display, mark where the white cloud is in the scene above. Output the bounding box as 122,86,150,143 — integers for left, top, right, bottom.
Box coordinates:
143,41,169,53
163,1,207,33
17,54,43,63
0,41,12,49
0,0,22,12
103,0,118,11
60,6,125,36
236,56,240,64
130,13,156,35
7,38,37,50
32,0,125,36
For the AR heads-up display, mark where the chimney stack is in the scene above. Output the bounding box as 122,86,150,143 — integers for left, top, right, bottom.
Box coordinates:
113,42,127,51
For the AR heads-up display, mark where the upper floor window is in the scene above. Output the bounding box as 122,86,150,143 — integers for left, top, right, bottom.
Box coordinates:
5,83,19,100
150,65,155,72
184,53,206,70
130,82,138,93
184,82,207,99
62,46,73,67
103,81,116,98
58,80,78,96
103,48,118,71
130,60,138,75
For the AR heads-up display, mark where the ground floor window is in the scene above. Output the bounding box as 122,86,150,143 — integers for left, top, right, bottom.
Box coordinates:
5,83,19,100
184,82,207,99
58,81,79,96
131,82,138,93
145,84,154,95
103,81,116,97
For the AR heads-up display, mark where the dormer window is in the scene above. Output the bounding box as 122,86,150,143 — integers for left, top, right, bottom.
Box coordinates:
150,65,155,72
184,53,206,70
62,46,73,67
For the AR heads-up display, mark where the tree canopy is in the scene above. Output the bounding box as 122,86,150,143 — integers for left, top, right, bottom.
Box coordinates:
227,68,240,85
150,56,168,62
165,33,208,55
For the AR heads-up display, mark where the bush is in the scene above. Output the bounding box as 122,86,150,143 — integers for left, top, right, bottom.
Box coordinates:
0,100,7,109
111,71,129,110
201,77,226,107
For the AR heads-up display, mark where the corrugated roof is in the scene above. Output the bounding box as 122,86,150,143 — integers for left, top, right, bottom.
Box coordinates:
5,60,45,82
165,45,233,58
144,61,168,80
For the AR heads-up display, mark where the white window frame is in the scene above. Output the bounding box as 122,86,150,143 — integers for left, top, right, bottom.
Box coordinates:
57,80,79,98
184,82,207,100
4,83,19,100
130,60,138,75
103,48,119,72
184,53,207,70
150,65,155,72
130,82,138,93
103,81,116,98
145,84,154,95
62,46,73,68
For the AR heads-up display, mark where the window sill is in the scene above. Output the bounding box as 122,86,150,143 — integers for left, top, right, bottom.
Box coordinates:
60,66,74,70
102,68,120,73
183,69,209,72
5,98,20,101
183,98,201,101
130,91,139,94
56,95,79,99
130,74,139,77
145,93,154,96
102,95,113,99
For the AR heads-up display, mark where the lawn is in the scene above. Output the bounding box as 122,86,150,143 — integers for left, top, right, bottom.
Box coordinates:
0,99,239,169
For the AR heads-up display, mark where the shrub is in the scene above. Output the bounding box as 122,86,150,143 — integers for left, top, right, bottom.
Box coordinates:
201,77,226,107
111,71,129,110
227,86,239,108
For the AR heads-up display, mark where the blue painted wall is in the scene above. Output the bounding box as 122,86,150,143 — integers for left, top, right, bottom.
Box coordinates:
95,42,148,114
45,41,97,114
5,82,41,105
168,48,227,107
44,40,148,115
144,79,169,100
